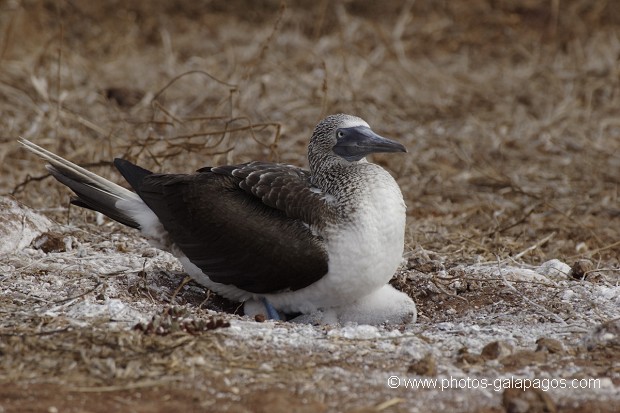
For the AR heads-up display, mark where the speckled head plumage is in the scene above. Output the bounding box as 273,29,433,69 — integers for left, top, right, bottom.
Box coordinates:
308,114,367,171
308,113,407,178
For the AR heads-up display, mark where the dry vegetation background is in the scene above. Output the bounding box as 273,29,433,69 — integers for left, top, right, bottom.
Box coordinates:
1,0,619,412
2,0,619,265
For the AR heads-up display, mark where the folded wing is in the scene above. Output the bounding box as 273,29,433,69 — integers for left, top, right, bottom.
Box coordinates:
115,160,331,294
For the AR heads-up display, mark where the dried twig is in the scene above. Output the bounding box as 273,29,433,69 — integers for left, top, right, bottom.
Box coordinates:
512,232,556,261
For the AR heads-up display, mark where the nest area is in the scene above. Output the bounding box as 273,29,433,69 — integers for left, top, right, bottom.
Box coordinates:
1,1,619,412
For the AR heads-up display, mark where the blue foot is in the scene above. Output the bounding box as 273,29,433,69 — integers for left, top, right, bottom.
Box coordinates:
261,297,281,320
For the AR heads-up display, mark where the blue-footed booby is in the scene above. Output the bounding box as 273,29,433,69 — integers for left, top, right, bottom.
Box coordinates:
20,114,417,325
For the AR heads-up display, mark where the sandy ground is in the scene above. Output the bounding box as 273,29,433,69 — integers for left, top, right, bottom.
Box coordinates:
1,1,619,412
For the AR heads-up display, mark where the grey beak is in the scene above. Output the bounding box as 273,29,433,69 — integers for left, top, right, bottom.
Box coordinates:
333,126,407,162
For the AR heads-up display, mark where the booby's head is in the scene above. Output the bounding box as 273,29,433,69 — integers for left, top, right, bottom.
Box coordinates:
308,114,406,173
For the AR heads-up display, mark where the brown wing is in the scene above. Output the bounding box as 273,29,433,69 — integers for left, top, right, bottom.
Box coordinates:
116,160,330,294
208,161,335,227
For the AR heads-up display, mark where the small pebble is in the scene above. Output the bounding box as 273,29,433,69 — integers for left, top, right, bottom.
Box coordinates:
537,259,570,279
501,350,547,369
569,259,594,280
457,347,484,365
536,338,564,354
481,340,513,360
32,232,66,253
407,353,437,376
502,387,557,413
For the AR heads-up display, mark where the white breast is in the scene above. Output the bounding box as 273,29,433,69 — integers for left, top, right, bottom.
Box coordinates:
265,167,406,313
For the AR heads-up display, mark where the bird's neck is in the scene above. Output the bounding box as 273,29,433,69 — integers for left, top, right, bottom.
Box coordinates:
311,160,388,207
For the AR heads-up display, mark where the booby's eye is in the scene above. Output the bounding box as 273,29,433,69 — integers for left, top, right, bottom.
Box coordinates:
337,131,345,139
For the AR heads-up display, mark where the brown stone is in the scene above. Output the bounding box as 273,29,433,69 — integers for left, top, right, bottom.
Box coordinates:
569,259,594,280
407,353,438,376
481,341,514,360
502,387,557,413
457,347,484,365
32,232,66,253
535,338,564,354
501,350,547,369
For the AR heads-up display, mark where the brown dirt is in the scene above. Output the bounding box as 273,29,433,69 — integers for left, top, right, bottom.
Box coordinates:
1,1,619,412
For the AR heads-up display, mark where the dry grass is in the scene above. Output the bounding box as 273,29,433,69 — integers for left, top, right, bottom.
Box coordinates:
1,0,619,412
3,0,619,267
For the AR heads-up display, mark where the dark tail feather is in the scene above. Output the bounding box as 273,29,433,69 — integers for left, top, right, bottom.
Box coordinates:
114,158,153,194
46,165,139,228
19,138,142,229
